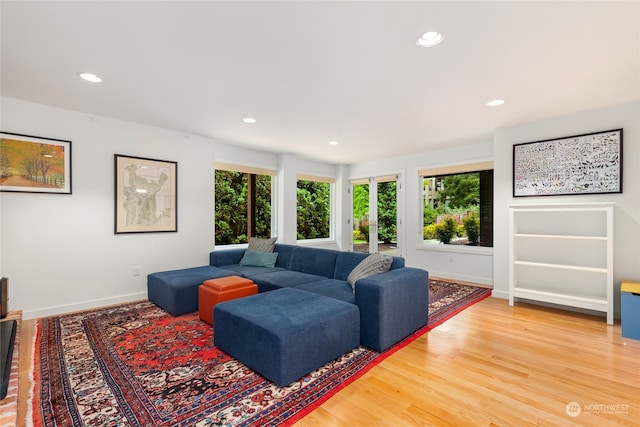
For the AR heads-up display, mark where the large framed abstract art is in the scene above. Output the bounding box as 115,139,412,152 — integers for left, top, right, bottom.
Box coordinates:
114,154,177,233
513,129,622,197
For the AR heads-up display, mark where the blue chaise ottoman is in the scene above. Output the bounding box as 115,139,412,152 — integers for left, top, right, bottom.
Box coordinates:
148,266,236,315
214,288,360,387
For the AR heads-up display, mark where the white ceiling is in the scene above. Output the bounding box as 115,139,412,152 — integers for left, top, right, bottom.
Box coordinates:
2,1,639,164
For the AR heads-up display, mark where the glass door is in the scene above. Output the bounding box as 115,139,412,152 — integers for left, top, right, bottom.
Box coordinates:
351,180,370,253
375,176,399,255
351,175,399,255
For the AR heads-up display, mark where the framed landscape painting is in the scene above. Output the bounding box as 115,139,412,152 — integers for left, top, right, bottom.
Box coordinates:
513,129,622,197
0,132,72,194
114,154,177,233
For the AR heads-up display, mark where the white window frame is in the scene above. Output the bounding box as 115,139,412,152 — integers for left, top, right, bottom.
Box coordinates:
418,160,493,252
349,171,403,256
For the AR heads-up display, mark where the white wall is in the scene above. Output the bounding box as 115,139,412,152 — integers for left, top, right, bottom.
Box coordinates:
349,142,494,285
493,102,640,317
215,141,278,170
0,99,343,318
1,97,218,319
4,96,636,319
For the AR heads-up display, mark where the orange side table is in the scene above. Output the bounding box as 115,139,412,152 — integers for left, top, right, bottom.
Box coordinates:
198,276,258,325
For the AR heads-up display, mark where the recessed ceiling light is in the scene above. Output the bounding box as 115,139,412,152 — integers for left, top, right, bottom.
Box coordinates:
416,31,444,47
242,117,257,124
328,140,339,146
77,72,102,83
486,99,506,107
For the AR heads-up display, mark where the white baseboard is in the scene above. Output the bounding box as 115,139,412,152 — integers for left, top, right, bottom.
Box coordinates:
23,292,148,320
510,297,614,319
491,290,509,299
429,270,493,287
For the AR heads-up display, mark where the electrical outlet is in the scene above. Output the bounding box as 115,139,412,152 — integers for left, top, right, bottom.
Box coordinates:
133,266,141,276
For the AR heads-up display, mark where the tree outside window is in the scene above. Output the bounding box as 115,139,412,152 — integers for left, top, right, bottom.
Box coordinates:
297,179,331,240
352,183,369,243
423,170,493,247
215,169,272,245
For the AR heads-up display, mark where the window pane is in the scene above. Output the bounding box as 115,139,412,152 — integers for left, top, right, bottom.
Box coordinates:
255,175,272,239
422,171,492,247
377,180,397,250
215,170,271,245
296,179,330,239
479,170,493,247
352,183,369,253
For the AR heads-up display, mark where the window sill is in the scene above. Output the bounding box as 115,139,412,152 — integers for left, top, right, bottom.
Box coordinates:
296,238,335,247
214,243,248,251
417,242,493,256
215,239,337,250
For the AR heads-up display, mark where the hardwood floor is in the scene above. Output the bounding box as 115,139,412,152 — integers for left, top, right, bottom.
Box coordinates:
17,297,640,426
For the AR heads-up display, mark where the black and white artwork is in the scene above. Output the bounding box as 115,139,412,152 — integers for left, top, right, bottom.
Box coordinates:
513,129,622,197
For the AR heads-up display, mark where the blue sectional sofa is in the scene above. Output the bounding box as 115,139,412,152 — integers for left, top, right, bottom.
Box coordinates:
148,243,429,351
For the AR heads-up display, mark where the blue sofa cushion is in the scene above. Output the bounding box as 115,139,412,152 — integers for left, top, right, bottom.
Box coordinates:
218,264,284,279
210,248,245,266
295,279,355,304
289,246,337,278
147,266,237,315
249,270,326,292
355,267,428,351
214,288,360,386
240,250,278,267
273,244,298,269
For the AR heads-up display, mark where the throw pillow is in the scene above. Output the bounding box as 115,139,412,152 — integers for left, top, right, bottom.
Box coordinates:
347,252,393,290
247,237,277,253
240,250,278,268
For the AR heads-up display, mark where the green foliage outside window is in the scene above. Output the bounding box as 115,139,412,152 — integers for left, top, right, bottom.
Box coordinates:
215,170,271,245
297,180,330,239
358,218,370,242
435,216,458,244
377,181,397,244
352,181,397,245
423,172,480,244
463,213,480,245
437,174,480,209
352,184,369,226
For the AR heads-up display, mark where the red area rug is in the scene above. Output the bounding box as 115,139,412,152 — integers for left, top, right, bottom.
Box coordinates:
30,280,491,426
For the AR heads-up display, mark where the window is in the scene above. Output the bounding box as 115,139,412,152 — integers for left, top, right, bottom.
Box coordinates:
350,175,400,254
420,162,493,247
296,175,333,240
214,163,275,245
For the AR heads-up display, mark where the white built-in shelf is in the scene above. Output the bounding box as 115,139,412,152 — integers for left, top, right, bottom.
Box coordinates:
514,234,608,241
509,202,614,324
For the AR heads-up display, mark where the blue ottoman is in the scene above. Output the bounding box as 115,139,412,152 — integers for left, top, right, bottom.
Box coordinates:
214,288,360,387
147,266,236,315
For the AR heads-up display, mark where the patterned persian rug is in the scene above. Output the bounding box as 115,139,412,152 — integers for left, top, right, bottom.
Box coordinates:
30,280,491,426
428,278,492,327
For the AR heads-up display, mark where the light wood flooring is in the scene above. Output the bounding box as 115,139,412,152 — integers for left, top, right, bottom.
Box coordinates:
17,297,640,426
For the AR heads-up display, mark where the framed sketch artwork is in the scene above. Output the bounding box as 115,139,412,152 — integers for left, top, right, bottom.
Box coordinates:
115,154,177,233
513,129,622,197
0,132,72,194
